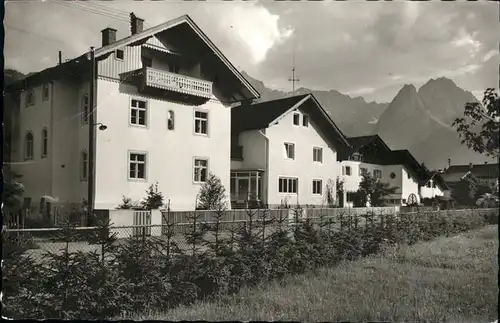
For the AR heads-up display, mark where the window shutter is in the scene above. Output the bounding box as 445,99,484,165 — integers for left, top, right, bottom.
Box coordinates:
342,166,345,175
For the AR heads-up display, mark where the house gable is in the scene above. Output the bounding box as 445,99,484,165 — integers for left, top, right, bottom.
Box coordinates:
231,93,350,153
6,15,259,102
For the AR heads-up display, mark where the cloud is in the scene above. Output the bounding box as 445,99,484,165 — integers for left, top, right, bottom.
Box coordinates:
5,1,499,103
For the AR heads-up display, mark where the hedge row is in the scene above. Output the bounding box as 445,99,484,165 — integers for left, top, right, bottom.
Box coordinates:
2,207,497,319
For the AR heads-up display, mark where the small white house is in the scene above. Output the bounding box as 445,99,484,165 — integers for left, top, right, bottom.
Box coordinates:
419,172,448,199
337,135,431,207
230,93,351,208
6,14,260,213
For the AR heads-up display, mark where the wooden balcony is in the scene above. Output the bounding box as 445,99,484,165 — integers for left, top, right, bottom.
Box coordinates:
128,67,213,104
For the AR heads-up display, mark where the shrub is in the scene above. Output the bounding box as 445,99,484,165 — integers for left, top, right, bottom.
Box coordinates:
2,205,497,319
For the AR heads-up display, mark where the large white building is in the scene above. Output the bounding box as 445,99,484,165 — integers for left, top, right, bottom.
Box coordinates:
230,94,351,208
5,14,260,213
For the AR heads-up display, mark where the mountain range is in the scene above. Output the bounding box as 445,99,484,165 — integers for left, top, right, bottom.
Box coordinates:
241,71,491,169
4,69,491,169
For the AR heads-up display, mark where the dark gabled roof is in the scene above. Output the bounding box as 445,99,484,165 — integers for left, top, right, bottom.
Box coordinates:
231,93,351,148
346,135,379,149
388,149,430,182
232,94,309,132
441,170,478,183
6,15,259,100
445,163,499,179
337,134,430,183
427,172,450,190
338,134,392,160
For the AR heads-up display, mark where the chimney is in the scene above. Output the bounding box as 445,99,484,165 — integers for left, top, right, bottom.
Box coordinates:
447,158,451,169
130,12,144,35
469,162,473,169
58,51,62,65
101,28,117,46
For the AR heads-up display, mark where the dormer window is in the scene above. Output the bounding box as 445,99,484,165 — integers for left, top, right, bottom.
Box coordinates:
25,90,35,107
350,152,362,162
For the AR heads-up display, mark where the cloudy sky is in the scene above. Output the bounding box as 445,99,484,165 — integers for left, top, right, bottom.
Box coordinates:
5,0,499,102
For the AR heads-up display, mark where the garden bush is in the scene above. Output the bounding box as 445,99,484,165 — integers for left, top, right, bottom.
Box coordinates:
2,206,497,320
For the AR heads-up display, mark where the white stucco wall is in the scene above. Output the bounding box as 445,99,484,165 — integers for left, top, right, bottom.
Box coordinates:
237,130,266,170
401,166,421,203
420,180,445,199
12,84,52,207
11,80,88,209
93,79,231,211
263,108,338,206
337,162,423,206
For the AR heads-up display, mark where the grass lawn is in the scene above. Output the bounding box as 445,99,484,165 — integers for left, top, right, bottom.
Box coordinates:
131,225,499,322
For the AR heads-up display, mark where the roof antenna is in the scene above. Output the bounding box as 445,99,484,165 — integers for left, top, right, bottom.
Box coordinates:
288,40,299,95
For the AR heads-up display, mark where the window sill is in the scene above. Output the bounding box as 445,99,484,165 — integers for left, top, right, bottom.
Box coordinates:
41,155,47,159
194,132,209,137
24,157,34,161
128,177,148,182
129,124,148,128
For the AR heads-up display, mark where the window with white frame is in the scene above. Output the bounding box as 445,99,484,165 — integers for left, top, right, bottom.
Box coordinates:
194,110,208,135
359,167,368,176
303,115,309,127
373,169,382,179
25,131,34,160
284,142,295,160
130,99,147,126
42,84,49,101
293,113,300,125
81,94,89,124
81,150,88,180
312,179,322,195
41,128,48,157
278,177,298,194
313,147,323,163
342,165,352,176
25,90,35,107
193,158,208,182
129,152,147,180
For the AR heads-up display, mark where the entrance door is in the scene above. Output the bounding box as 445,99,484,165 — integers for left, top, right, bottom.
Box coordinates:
237,178,249,202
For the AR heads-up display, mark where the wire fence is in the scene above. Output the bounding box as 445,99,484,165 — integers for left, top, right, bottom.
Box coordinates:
3,207,498,263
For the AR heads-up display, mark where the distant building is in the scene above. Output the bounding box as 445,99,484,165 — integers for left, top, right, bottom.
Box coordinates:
441,162,499,197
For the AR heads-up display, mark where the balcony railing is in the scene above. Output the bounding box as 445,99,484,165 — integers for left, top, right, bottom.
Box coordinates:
143,67,213,99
